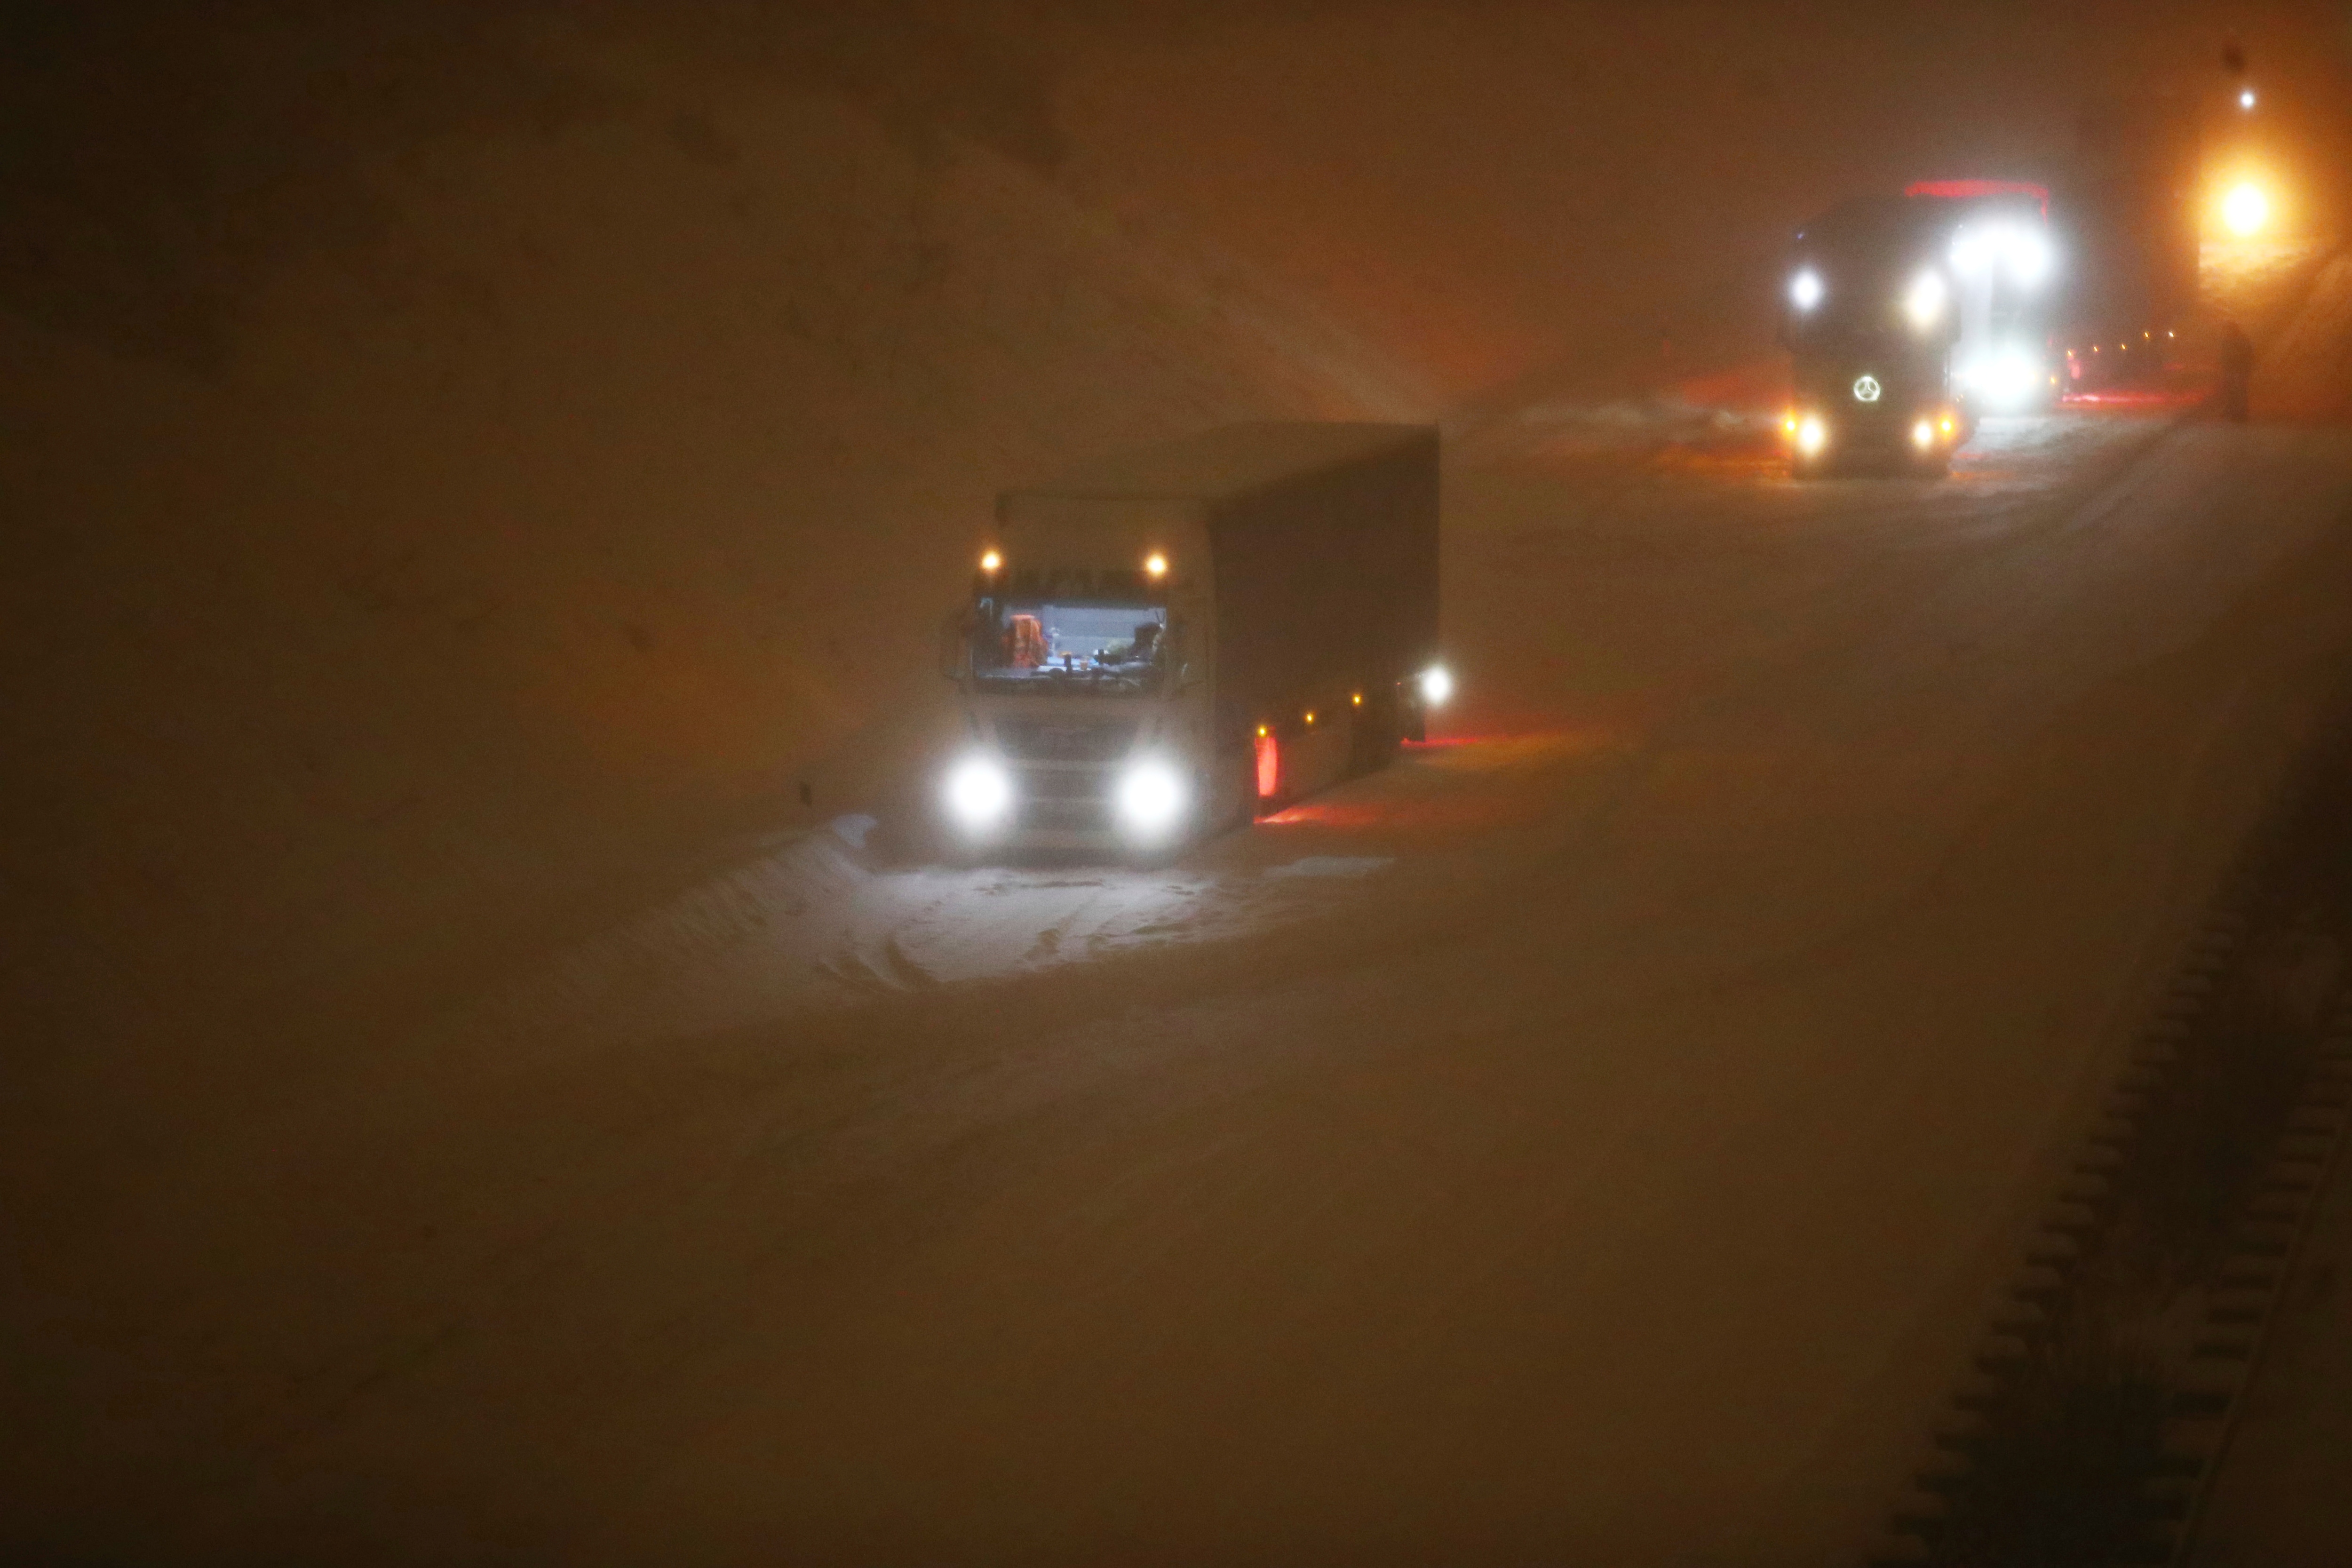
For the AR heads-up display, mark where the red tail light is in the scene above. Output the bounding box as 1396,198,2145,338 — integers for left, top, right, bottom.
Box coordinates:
1255,731,1280,798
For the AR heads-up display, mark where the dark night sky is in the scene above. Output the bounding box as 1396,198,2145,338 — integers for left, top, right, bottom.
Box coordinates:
6,2,2350,386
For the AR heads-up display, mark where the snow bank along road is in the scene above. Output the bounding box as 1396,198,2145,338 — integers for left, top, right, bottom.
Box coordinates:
13,408,2352,1566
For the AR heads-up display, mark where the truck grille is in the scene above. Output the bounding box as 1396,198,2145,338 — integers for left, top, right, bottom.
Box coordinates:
1013,764,1114,832
993,717,1139,764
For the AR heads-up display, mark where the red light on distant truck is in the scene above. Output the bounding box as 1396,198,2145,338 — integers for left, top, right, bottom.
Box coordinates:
1905,178,2050,218
1255,729,1279,798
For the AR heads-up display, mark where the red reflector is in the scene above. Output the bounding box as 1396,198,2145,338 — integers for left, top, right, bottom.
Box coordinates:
1255,732,1279,798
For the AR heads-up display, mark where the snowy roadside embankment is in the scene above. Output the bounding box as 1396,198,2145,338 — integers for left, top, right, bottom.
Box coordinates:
0,12,1425,1136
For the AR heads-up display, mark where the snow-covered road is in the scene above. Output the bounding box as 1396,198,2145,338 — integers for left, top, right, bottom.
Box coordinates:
17,409,2352,1566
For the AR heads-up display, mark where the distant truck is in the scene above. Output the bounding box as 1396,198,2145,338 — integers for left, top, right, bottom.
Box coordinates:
1908,179,2062,413
938,422,1447,856
1779,195,1964,477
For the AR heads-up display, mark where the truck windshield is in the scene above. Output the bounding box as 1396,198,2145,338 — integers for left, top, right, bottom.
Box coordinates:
972,599,1168,697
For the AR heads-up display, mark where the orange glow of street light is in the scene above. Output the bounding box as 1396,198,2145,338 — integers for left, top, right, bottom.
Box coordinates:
2223,182,2270,238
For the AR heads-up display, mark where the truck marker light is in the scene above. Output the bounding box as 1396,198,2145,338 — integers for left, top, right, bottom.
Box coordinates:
1351,692,1363,706
1418,665,1454,708
1940,415,1956,437
1144,552,1168,578
1304,711,1315,726
944,756,1012,829
979,549,1001,573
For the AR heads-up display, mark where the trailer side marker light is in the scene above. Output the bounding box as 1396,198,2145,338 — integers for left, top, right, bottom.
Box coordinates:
1304,711,1315,726
979,549,1001,573
1352,692,1363,706
1144,552,1168,578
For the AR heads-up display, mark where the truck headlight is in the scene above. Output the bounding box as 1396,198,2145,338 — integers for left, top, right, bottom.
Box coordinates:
944,756,1013,829
1418,664,1454,708
1114,759,1187,837
1904,269,1947,331
1796,415,1828,457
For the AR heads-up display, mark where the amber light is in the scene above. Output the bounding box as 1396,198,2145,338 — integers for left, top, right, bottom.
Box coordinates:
1144,552,1168,578
979,549,1001,573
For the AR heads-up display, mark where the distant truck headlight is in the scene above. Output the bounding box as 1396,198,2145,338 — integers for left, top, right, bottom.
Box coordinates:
1417,664,1454,708
1114,758,1187,837
944,756,1013,830
1961,350,2043,411
1789,269,1824,312
2008,230,2053,289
